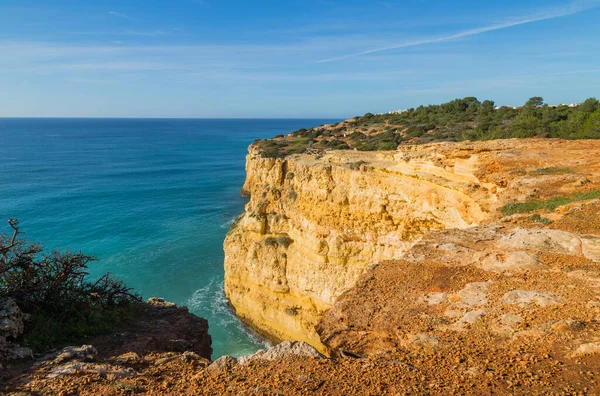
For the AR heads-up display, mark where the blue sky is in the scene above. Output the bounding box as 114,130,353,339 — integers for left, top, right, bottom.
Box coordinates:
1,0,599,118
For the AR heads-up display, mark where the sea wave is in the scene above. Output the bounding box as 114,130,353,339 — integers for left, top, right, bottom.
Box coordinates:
187,279,268,357
220,216,239,229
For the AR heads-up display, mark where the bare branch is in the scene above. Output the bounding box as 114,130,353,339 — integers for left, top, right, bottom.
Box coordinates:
0,218,19,254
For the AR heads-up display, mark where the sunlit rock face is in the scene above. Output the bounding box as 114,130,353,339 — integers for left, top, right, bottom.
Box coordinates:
224,139,600,351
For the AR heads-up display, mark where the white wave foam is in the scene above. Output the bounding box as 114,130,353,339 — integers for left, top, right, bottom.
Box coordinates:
220,216,238,229
187,279,269,356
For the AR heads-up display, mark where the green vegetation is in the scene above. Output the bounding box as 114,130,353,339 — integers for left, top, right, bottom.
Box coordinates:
0,220,140,351
255,96,600,158
531,167,574,175
264,235,292,248
529,214,553,225
350,96,600,142
501,190,600,216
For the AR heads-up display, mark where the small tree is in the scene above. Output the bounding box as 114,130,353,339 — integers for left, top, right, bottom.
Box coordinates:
579,98,599,115
525,96,544,108
580,108,600,138
481,100,495,112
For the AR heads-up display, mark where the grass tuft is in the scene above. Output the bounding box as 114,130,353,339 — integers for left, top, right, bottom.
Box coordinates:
530,167,574,175
502,189,600,216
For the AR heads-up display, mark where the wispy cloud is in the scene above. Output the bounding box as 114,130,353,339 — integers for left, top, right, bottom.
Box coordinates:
317,0,600,63
108,11,133,20
70,30,169,37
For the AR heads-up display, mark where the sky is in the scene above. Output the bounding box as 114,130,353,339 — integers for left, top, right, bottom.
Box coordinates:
1,0,599,118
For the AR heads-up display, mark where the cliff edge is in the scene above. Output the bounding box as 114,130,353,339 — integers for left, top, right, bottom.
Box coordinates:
224,138,600,352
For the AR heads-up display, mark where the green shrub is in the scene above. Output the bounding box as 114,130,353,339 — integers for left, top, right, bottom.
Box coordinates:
264,235,292,248
319,139,350,150
529,214,553,225
531,167,573,175
501,189,600,216
348,161,366,170
288,190,298,201
0,220,140,351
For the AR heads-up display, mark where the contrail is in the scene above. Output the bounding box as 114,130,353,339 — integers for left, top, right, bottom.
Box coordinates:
317,0,600,63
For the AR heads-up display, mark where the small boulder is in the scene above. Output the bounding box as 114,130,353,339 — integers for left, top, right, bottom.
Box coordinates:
207,355,237,372
53,345,98,364
0,298,33,362
147,297,177,308
47,362,137,379
237,349,265,365
237,341,323,365
572,342,600,357
259,341,323,361
581,234,600,262
114,352,141,364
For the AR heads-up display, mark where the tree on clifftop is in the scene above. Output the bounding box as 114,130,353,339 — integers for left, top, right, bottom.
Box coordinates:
525,96,544,108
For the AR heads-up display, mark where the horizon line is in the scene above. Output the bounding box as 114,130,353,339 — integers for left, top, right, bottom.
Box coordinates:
0,116,349,120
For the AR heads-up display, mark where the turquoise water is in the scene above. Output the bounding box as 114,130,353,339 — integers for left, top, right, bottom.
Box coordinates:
0,118,338,358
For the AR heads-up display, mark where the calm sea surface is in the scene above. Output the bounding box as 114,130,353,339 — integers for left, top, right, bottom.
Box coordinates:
0,118,338,358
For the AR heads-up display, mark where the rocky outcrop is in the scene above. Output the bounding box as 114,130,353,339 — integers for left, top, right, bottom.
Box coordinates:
2,298,214,393
90,298,213,360
224,138,600,351
318,219,600,356
208,341,323,370
0,298,32,362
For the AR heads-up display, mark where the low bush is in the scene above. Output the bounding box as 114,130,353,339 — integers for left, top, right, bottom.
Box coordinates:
263,235,292,248
0,219,140,350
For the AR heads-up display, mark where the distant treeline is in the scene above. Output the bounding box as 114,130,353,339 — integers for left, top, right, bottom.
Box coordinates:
350,96,600,142
256,96,600,157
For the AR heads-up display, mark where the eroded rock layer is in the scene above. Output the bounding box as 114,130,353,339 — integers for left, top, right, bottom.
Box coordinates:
224,139,600,350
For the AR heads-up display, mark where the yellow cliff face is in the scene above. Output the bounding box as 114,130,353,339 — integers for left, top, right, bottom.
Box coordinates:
224,142,499,350
224,139,600,351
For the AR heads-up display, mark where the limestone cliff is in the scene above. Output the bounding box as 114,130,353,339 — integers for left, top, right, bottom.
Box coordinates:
224,139,600,351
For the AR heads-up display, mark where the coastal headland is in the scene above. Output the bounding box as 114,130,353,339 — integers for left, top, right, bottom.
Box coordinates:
4,98,600,393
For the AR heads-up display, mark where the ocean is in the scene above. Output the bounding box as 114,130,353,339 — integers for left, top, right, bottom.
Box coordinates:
0,118,338,358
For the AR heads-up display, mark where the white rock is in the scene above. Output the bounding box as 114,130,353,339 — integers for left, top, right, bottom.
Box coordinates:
499,313,523,327
572,342,600,356
207,355,237,371
423,292,448,306
498,228,582,255
47,362,137,379
481,251,544,272
581,235,600,262
502,290,562,307
237,341,323,365
0,298,33,361
457,309,487,325
455,281,493,308
53,345,98,364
